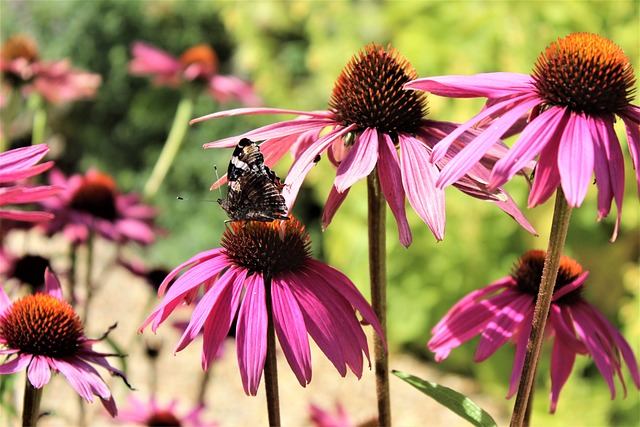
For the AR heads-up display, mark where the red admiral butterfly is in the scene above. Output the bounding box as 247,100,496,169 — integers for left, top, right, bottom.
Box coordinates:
218,138,289,222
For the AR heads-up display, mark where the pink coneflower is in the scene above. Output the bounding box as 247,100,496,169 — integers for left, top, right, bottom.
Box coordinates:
309,402,354,427
428,250,640,413
0,144,62,222
191,43,535,246
140,217,384,396
129,41,260,106
0,268,128,416
0,250,51,293
117,394,213,426
39,168,158,245
406,33,639,241
0,34,40,85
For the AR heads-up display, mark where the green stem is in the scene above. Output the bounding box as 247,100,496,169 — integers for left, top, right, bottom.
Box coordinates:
82,231,95,325
143,95,195,199
510,188,572,427
367,171,390,426
263,275,280,426
31,97,47,146
22,378,43,427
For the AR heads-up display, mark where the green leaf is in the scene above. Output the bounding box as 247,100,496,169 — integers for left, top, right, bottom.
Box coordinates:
393,370,498,427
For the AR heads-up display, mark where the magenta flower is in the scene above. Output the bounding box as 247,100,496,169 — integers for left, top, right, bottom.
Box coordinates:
129,41,260,106
0,268,128,416
192,43,535,247
39,168,158,245
406,33,639,241
140,217,384,396
309,402,353,427
117,394,214,426
0,144,63,222
428,250,640,413
0,34,40,84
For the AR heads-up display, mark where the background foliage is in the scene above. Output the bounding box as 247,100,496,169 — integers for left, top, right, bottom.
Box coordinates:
2,0,638,425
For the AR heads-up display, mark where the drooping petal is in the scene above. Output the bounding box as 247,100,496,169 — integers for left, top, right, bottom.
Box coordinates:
558,113,594,207
399,136,445,241
321,185,350,230
201,268,245,370
507,308,534,398
528,132,562,207
475,293,532,362
619,111,640,198
549,312,577,413
405,73,534,99
0,354,31,374
191,107,333,127
44,268,63,301
236,273,267,396
379,134,411,247
27,356,51,388
490,107,568,188
0,144,51,183
271,275,312,386
334,128,379,192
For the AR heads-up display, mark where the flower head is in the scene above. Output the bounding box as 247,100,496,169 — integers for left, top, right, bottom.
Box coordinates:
428,250,640,412
129,41,260,106
39,168,158,245
0,34,40,85
192,43,535,247
116,394,214,426
406,33,639,241
0,250,51,293
0,268,128,416
0,144,63,222
140,217,384,396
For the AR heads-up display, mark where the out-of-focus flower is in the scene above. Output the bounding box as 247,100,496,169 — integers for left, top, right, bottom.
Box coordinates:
428,250,640,412
0,144,62,222
0,268,128,416
309,402,353,427
1,34,101,105
116,394,214,426
0,249,51,293
191,43,535,247
141,217,384,396
39,168,158,245
129,41,260,106
406,33,639,241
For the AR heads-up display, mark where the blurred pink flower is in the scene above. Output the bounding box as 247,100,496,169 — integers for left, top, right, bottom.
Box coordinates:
117,394,214,426
1,34,101,105
0,268,128,416
406,33,639,241
140,217,384,396
428,250,640,413
0,144,63,222
39,168,158,245
309,402,353,427
129,41,260,106
192,43,535,247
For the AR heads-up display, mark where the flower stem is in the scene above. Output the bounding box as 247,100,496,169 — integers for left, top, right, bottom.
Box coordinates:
22,378,43,427
31,95,47,147
510,188,572,427
82,230,95,325
263,275,281,426
143,95,195,199
367,170,390,426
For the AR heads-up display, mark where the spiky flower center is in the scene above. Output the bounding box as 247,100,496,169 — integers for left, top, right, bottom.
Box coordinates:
512,250,584,304
533,33,636,115
146,410,182,426
70,172,118,221
179,45,218,80
329,43,428,137
0,293,84,357
221,217,311,277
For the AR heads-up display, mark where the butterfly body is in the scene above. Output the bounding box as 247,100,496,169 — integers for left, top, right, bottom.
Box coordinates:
218,138,289,222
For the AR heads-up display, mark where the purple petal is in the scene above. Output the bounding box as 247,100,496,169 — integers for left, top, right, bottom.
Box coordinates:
236,274,267,396
558,113,594,207
528,134,562,207
549,305,588,353
27,356,51,388
0,354,31,374
549,315,577,413
201,269,245,370
405,73,534,99
490,107,568,188
378,134,411,247
44,268,63,301
334,128,379,192
507,308,534,398
437,96,541,188
552,272,588,301
321,185,350,230
271,276,312,386
475,293,532,362
619,107,640,198
399,136,445,241
491,192,538,235
191,107,333,126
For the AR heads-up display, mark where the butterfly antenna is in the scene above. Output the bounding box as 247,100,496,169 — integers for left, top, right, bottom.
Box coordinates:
176,196,217,203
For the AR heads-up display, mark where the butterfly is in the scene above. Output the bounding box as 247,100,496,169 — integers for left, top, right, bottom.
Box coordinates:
218,138,289,222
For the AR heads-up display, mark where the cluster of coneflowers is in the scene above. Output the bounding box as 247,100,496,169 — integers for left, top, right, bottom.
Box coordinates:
0,31,638,427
